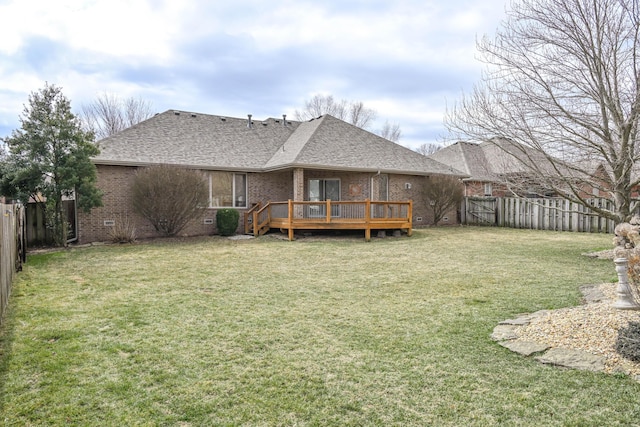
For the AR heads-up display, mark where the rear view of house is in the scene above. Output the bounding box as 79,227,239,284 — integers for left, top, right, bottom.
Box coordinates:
77,110,463,243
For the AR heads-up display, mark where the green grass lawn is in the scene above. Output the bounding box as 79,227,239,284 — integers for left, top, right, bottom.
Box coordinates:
1,227,638,426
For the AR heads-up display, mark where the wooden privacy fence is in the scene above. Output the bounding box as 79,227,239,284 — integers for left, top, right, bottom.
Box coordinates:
462,197,616,233
0,203,26,325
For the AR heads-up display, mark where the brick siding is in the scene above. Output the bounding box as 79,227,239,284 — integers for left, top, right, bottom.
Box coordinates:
77,165,460,244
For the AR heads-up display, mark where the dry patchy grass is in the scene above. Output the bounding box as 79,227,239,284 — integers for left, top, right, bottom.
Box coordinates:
1,227,638,426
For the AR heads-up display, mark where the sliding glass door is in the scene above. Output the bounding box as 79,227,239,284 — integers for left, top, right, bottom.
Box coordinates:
309,179,340,217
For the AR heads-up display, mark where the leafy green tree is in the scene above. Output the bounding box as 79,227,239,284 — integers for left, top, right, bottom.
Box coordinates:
1,83,102,246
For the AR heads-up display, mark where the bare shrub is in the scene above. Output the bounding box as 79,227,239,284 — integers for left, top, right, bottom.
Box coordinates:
616,322,640,363
132,165,209,236
422,176,464,225
108,214,137,243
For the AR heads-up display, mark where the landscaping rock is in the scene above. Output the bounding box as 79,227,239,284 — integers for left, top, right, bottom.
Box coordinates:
499,315,533,326
499,340,550,356
227,234,254,240
580,284,606,304
535,347,605,372
493,284,640,381
490,324,519,341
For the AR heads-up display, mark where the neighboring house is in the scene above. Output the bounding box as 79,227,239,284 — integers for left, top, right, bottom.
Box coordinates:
76,110,464,243
429,138,562,198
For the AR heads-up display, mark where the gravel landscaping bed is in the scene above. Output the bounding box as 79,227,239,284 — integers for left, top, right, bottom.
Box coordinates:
514,282,640,377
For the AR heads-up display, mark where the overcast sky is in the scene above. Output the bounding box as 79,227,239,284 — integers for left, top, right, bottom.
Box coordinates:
0,0,509,150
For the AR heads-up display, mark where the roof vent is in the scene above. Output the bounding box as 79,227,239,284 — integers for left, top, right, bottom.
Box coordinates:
191,113,196,118
262,122,268,126
220,117,226,121
247,114,253,129
174,111,180,115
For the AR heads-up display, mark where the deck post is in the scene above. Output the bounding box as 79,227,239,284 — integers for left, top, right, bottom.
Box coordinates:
288,200,294,241
365,198,371,242
407,200,413,237
326,199,331,223
253,210,259,237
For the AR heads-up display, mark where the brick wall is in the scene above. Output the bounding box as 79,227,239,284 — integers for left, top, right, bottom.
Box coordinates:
464,180,511,198
78,165,232,243
248,170,292,204
395,175,460,227
77,166,460,244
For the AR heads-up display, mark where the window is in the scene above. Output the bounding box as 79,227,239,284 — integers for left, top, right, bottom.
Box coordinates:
209,172,247,208
484,183,492,196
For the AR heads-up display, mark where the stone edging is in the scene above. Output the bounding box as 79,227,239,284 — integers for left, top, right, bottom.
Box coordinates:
492,312,607,373
491,284,638,379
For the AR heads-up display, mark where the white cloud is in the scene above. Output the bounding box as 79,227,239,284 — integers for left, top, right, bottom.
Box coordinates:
0,0,510,145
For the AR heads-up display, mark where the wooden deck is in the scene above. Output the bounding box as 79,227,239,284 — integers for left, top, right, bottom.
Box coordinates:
245,199,412,241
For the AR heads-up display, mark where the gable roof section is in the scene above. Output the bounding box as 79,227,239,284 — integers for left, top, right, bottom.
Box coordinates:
93,110,299,171
93,110,464,176
265,115,462,175
429,141,492,180
429,138,565,181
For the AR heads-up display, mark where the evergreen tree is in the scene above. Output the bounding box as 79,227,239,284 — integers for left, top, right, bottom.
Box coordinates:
1,83,102,245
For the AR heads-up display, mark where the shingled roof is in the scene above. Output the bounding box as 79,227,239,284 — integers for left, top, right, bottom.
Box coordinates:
93,110,463,176
428,141,492,181
428,139,563,181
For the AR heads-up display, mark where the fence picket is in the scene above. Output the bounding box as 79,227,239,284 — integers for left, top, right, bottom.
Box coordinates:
0,203,25,325
462,197,619,233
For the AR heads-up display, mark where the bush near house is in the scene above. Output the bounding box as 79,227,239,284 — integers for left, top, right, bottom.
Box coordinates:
216,208,239,236
131,165,208,236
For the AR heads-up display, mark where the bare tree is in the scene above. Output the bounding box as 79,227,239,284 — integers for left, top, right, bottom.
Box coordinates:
415,142,442,156
446,0,640,224
379,120,402,142
347,101,377,129
294,94,378,131
295,94,347,121
422,175,464,225
81,93,154,140
132,165,209,236
123,97,154,128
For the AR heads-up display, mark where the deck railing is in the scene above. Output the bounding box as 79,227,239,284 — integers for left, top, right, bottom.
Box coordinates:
251,199,412,241
243,202,262,235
